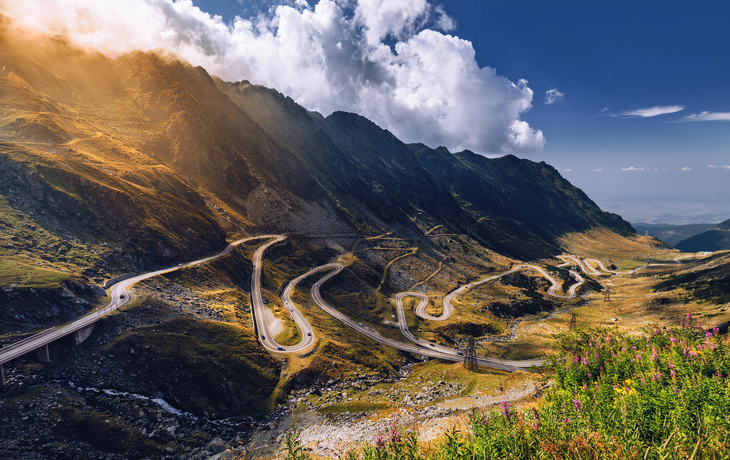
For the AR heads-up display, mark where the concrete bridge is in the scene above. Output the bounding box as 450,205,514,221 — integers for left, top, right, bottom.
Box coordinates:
0,323,95,387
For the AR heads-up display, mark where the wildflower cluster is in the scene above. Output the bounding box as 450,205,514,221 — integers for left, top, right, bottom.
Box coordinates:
302,317,730,459
356,416,419,460
540,318,730,458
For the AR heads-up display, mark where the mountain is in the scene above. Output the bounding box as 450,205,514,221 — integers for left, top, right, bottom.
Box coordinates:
632,222,718,246
0,15,635,270
654,251,730,304
408,144,635,259
215,79,634,259
674,218,730,252
214,79,468,230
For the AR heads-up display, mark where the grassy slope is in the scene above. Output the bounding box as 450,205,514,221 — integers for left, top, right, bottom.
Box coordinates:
653,252,730,304
105,316,280,419
632,222,718,246
675,223,730,252
0,259,72,289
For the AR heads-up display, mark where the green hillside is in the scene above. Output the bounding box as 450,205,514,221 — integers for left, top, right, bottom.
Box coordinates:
675,218,730,252
632,222,718,246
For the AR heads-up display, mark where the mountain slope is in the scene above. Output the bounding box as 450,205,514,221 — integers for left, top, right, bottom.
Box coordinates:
215,80,466,231
0,13,638,279
675,218,730,252
632,222,717,246
408,144,635,259
0,14,354,260
214,75,636,260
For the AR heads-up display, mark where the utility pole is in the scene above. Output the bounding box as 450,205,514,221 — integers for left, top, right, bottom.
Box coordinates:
604,288,611,302
462,337,478,371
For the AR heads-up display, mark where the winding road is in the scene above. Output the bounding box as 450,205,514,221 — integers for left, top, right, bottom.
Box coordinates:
0,235,275,367
274,259,586,371
4,233,697,375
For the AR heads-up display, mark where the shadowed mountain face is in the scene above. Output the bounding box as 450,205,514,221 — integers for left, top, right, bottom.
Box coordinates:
675,219,730,252
632,223,718,247
0,14,634,266
215,80,635,259
407,144,635,259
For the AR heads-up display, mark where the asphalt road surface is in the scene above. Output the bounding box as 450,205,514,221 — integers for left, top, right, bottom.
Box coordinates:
4,235,670,372
0,235,274,366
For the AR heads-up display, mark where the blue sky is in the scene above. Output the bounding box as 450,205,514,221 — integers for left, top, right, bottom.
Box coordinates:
443,0,730,223
5,0,728,223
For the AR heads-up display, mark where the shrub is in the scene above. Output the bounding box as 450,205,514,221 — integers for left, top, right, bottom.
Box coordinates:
337,315,730,459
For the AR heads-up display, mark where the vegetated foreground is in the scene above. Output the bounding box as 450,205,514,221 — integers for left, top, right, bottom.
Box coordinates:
279,320,730,460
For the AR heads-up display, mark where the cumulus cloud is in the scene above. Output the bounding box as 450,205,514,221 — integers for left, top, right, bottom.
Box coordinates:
434,5,456,32
0,0,544,154
621,167,645,171
681,167,691,171
621,105,684,118
682,111,730,122
545,88,564,104
708,165,730,169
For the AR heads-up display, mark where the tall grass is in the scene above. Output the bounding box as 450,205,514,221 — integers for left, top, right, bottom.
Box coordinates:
291,315,730,459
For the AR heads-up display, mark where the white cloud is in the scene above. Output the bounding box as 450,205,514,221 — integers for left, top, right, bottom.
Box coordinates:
621,167,645,171
681,167,691,171
682,112,730,122
708,165,730,169
545,88,564,104
0,0,544,155
590,168,602,172
621,105,684,118
563,168,572,172
434,5,455,32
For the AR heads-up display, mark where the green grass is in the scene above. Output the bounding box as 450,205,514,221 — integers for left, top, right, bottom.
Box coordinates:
274,306,304,346
0,259,73,288
615,259,647,269
296,320,730,459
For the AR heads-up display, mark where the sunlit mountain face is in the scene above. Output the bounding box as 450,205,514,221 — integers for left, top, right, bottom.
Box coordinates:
0,12,634,266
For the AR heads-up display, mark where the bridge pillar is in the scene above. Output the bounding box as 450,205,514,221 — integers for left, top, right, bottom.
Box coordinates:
36,344,50,363
73,324,96,346
1,364,5,388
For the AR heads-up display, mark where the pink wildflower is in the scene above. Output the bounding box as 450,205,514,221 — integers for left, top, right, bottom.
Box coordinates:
572,399,583,411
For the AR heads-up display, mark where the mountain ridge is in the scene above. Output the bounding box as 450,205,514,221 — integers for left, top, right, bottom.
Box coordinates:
674,218,730,252
0,12,636,270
